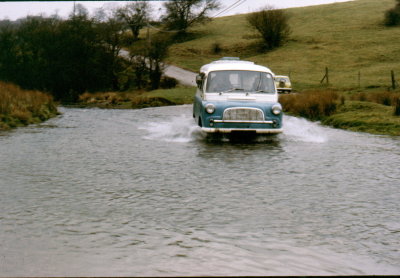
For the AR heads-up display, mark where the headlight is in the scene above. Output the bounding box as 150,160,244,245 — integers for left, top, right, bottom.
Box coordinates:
272,103,282,115
205,103,215,114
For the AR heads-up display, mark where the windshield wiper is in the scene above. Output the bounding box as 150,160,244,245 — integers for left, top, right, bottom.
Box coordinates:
255,90,272,94
224,88,244,93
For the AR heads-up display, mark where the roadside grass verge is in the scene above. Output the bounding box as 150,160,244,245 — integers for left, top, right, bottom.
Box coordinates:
77,86,196,109
280,89,400,136
0,82,58,130
323,101,400,136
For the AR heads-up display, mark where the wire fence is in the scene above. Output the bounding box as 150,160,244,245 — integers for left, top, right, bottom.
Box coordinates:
317,67,399,90
283,67,400,91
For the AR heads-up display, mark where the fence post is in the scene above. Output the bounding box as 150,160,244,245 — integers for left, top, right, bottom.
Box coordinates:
320,67,329,85
326,67,329,85
358,71,361,89
394,97,400,116
391,70,396,90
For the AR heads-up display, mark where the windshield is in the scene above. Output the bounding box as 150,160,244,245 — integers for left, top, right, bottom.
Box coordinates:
206,70,275,93
276,77,289,83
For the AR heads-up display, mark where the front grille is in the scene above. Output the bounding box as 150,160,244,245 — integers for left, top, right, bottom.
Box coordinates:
223,108,264,121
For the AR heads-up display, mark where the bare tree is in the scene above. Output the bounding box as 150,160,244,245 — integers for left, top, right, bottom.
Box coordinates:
127,33,173,90
70,3,89,19
162,0,220,34
247,6,291,50
117,1,151,40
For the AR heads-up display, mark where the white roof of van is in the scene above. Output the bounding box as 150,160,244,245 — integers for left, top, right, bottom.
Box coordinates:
200,58,274,75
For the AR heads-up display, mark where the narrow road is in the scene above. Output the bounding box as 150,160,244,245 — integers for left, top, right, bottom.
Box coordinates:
120,49,197,87
164,64,197,87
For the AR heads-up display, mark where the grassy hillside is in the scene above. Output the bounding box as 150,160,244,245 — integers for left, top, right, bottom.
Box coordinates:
166,0,400,91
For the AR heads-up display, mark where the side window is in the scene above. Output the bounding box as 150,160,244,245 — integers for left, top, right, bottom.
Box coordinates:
262,73,275,93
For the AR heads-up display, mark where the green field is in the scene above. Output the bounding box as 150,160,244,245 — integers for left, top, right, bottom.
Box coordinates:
166,0,400,91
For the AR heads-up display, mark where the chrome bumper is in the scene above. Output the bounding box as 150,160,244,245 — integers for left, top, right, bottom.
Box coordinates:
201,127,283,134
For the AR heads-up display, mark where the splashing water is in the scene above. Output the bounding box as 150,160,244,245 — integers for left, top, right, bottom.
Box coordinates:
141,114,204,143
282,115,328,143
141,111,328,144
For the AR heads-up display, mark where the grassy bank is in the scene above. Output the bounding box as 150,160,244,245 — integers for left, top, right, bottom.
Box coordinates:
0,82,58,130
323,100,400,135
77,86,195,109
279,89,400,136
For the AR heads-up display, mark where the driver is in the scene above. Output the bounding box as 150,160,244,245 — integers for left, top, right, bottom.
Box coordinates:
208,72,232,92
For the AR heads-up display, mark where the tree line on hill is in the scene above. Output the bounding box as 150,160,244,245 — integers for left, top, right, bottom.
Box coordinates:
5,0,358,104
0,0,220,103
1,0,398,104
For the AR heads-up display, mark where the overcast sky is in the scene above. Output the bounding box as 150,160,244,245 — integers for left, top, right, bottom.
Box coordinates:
0,0,352,21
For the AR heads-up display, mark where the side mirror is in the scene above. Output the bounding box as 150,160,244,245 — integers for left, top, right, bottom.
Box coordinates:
196,74,204,89
196,74,202,85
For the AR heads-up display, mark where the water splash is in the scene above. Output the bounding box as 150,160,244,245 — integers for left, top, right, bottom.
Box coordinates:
141,114,203,143
141,113,330,144
282,115,328,143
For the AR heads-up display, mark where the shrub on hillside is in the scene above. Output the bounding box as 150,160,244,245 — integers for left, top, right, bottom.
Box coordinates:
384,0,400,26
279,90,338,120
211,42,223,54
246,6,291,50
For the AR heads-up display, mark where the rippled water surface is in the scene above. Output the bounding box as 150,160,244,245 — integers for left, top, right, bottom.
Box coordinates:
0,105,399,276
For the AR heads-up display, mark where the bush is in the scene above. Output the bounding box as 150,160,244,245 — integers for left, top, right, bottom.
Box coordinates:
247,6,291,50
160,76,178,89
78,92,133,105
279,90,338,120
384,8,400,26
372,91,395,106
384,0,400,26
131,96,175,109
211,42,223,54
